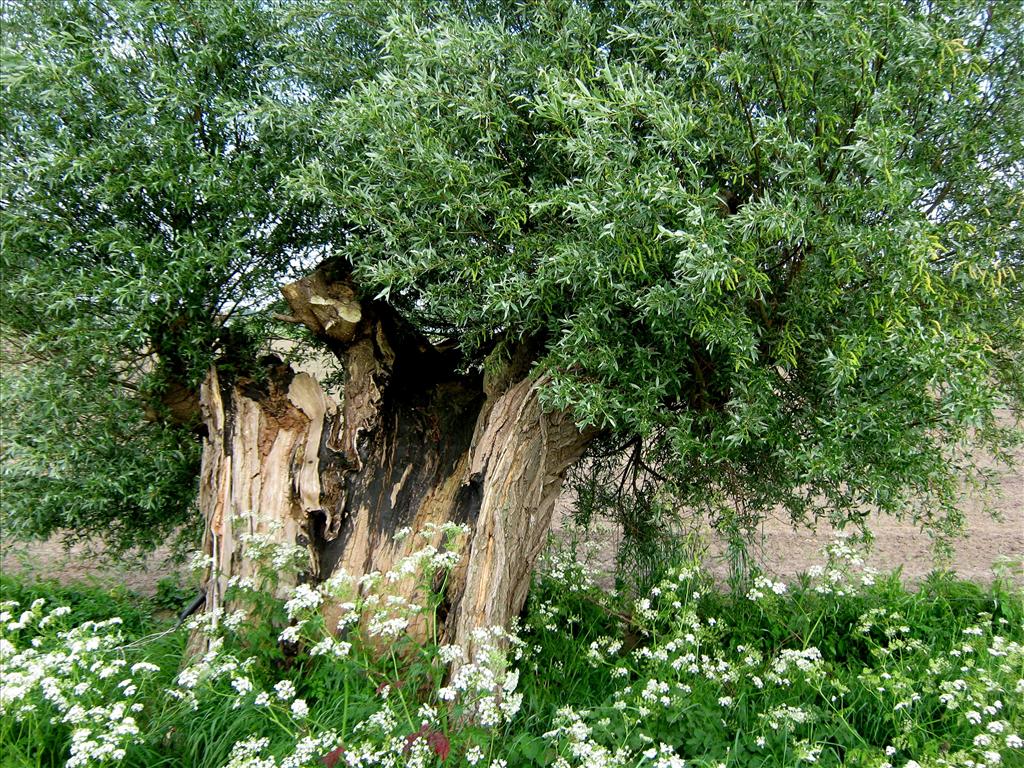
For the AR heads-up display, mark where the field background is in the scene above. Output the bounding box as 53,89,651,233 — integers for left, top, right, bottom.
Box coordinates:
3,440,1021,592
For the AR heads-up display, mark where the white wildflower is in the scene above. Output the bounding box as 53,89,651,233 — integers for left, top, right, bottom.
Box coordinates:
274,680,296,701
284,584,322,619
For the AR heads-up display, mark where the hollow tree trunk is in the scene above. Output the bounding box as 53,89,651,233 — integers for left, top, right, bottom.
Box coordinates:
196,267,594,651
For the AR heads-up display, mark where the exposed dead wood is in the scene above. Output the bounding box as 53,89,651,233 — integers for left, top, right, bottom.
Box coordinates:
195,267,597,652
444,375,595,644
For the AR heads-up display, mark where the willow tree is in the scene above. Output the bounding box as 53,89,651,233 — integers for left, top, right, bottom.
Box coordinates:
3,0,1022,646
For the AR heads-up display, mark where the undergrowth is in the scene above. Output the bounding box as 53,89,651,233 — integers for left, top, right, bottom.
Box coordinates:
1,537,1021,768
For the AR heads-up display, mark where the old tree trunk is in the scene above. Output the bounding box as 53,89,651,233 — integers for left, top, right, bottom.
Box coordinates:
195,267,594,651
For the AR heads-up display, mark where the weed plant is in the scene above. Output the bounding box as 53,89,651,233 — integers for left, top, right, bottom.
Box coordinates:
1,537,1021,768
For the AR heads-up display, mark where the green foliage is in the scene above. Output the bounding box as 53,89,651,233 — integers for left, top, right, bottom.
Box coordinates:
522,541,1024,768
296,0,1024,537
0,576,183,768
152,576,195,615
0,573,164,635
0,0,383,547
0,361,202,549
2,0,1023,547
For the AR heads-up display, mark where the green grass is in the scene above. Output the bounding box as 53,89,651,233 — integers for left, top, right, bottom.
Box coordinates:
2,553,1022,768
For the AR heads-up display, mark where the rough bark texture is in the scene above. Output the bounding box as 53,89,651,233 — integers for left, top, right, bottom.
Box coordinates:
197,267,593,650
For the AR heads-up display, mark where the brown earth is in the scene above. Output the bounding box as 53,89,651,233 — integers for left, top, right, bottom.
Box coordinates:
2,452,1021,595
0,536,197,596
553,451,1023,586
704,503,1023,585
713,438,1024,584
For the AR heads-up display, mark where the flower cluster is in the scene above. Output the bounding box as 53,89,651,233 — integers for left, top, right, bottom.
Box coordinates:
1,599,156,767
746,574,787,601
438,626,525,727
3,531,1021,768
184,519,523,768
536,538,1024,768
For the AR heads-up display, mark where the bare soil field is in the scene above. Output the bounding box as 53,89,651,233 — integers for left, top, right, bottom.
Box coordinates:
714,443,1024,584
0,536,196,596
556,454,1023,586
704,504,1023,584
3,457,1021,594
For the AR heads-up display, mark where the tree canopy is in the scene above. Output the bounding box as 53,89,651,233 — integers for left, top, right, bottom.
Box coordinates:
2,0,1022,554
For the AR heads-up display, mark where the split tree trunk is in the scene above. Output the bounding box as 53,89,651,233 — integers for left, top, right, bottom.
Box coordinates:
196,267,594,651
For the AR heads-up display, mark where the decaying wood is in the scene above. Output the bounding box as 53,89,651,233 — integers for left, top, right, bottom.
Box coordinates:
145,380,200,426
196,265,596,652
444,375,594,643
199,363,328,616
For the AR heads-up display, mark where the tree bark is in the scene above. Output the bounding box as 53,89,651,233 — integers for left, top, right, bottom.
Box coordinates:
196,268,594,651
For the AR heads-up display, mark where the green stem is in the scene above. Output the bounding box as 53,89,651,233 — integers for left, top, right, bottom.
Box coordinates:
390,648,415,726
342,670,350,735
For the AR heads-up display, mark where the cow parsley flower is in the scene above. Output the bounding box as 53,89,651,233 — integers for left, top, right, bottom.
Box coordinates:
284,584,322,619
274,680,296,701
